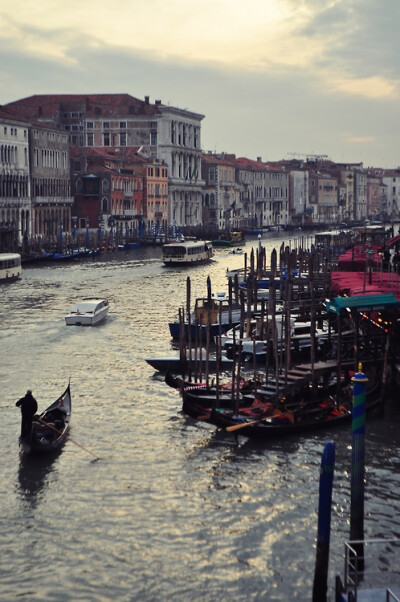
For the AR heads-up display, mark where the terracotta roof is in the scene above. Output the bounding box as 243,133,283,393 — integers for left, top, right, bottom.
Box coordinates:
3,94,162,119
0,105,58,130
235,157,266,171
201,153,238,167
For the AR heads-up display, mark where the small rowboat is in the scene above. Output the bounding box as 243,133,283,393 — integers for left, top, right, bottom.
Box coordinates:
19,384,71,455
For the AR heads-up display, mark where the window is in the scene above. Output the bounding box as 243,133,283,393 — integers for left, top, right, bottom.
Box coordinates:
120,132,127,146
119,121,127,129
103,121,110,129
103,133,110,146
87,121,94,129
150,121,157,128
87,133,94,146
150,132,157,145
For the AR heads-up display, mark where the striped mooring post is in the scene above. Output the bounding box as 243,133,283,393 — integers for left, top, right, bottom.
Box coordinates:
350,362,368,572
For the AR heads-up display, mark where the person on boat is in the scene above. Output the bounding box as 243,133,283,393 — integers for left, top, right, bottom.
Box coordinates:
16,389,38,439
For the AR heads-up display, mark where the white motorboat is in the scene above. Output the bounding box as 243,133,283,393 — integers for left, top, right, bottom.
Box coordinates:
65,298,109,326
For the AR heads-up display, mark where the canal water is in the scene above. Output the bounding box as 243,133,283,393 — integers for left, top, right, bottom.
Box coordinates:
1,232,400,601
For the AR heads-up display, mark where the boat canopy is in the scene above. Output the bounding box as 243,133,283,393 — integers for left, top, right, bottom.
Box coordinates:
326,293,400,314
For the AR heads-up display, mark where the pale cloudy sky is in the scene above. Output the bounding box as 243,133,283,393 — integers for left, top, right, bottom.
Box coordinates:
1,0,399,167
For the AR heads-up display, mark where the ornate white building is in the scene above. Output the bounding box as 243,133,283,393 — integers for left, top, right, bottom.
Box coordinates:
0,108,31,248
4,94,205,230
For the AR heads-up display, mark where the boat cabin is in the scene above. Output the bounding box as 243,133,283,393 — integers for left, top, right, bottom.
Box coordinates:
0,253,22,281
162,240,213,265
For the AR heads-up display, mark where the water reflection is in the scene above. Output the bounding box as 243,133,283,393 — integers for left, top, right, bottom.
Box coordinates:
17,451,61,509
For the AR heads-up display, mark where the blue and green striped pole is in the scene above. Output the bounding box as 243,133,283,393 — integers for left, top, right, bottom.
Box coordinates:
350,362,368,571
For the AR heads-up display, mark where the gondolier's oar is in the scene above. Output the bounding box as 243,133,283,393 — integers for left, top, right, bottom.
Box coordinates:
225,409,294,432
37,417,99,461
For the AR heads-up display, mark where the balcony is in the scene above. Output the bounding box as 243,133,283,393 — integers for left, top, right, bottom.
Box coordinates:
112,209,139,220
0,197,31,208
33,196,74,206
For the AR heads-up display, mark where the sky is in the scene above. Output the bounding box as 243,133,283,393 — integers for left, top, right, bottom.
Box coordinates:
1,0,399,168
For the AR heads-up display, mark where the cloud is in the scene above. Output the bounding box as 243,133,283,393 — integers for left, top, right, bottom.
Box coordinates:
1,1,399,167
346,136,375,144
289,0,400,79
327,75,398,99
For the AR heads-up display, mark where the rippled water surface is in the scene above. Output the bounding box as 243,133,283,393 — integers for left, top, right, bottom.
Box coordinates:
1,234,400,601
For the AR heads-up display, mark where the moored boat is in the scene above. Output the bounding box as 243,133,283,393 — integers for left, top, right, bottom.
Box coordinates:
168,291,243,340
19,384,71,455
178,365,382,440
146,352,234,372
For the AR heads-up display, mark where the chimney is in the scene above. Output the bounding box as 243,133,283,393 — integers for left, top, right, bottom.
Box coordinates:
257,156,262,162
144,96,150,104
155,100,162,106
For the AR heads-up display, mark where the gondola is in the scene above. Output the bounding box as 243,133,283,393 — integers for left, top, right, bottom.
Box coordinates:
19,384,71,455
180,376,383,440
165,371,257,410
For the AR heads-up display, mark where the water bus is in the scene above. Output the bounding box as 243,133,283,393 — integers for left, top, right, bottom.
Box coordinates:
0,253,22,282
162,240,214,266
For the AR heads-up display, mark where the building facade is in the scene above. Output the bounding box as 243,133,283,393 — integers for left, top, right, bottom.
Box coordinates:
0,109,31,249
4,94,204,232
29,124,73,241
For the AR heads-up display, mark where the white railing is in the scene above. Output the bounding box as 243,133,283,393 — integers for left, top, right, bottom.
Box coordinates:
342,538,400,601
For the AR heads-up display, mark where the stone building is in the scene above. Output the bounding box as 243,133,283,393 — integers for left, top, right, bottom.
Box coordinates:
29,123,73,242
289,170,310,225
0,108,31,249
201,153,239,232
235,157,265,231
262,167,289,228
382,170,400,219
70,146,168,240
308,171,339,224
4,94,204,232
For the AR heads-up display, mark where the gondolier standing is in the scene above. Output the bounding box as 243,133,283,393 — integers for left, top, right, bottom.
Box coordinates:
16,390,38,439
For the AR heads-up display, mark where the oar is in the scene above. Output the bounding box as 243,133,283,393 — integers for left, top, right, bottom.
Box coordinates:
37,417,99,461
225,409,294,432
